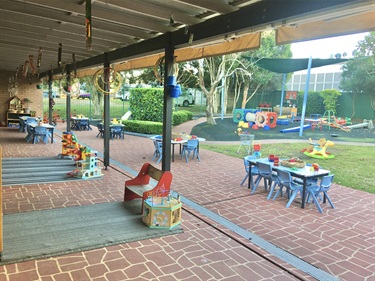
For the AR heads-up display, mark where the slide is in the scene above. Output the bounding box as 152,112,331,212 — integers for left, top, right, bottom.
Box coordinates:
280,124,311,133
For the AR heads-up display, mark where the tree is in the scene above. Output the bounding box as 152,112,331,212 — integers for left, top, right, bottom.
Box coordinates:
196,31,291,125
197,55,239,125
340,32,375,116
234,31,292,109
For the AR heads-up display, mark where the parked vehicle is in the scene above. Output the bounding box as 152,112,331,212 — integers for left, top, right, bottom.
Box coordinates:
176,89,195,107
77,93,90,99
115,91,131,101
42,91,60,98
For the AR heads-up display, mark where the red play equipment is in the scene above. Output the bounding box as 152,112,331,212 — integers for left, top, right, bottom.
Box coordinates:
255,112,278,128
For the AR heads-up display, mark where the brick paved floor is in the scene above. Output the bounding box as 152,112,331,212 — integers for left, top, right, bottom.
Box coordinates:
0,119,374,281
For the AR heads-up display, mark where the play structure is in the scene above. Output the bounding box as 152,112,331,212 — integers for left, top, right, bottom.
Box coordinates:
303,138,335,159
234,109,278,130
280,124,311,133
346,119,373,130
58,132,84,160
68,149,103,179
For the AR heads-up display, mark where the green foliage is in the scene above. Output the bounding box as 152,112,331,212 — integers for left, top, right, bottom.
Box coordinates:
172,110,193,125
129,88,164,122
122,120,163,134
340,32,375,97
296,91,325,116
320,89,341,113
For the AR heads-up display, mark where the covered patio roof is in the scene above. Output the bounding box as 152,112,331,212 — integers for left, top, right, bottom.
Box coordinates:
0,0,373,76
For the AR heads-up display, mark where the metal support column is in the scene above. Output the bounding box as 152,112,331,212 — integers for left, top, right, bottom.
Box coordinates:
279,73,286,116
103,54,111,169
299,57,312,137
162,33,174,172
48,71,53,125
65,66,71,132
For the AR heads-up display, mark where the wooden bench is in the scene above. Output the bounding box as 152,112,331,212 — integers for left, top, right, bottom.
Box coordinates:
124,163,172,211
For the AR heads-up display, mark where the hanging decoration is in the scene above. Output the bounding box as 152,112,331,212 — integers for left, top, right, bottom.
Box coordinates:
58,43,62,68
93,67,122,95
37,46,42,77
153,56,165,84
59,68,80,97
85,0,92,50
8,67,19,97
72,53,77,78
29,55,36,75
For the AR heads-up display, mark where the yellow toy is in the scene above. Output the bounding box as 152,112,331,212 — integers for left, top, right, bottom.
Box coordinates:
304,138,335,159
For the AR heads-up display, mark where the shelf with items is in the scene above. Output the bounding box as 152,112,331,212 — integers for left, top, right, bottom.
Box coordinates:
7,112,31,126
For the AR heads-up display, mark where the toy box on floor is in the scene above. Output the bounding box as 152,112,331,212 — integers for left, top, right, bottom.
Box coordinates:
142,194,182,229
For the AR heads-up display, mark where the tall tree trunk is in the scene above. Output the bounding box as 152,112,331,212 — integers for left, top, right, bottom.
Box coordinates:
206,92,216,125
241,82,250,108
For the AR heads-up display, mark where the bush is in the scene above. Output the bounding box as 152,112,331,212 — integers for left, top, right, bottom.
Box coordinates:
129,88,164,122
172,110,193,125
123,120,163,134
296,91,325,116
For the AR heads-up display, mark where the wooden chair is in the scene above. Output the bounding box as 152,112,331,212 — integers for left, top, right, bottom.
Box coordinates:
124,163,172,212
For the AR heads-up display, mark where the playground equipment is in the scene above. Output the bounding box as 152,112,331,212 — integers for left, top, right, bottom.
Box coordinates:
68,149,103,179
321,110,350,132
304,138,335,159
58,132,84,160
233,108,259,123
346,119,373,130
254,112,278,128
280,124,311,133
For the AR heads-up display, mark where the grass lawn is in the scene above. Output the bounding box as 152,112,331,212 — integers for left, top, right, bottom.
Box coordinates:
200,142,375,194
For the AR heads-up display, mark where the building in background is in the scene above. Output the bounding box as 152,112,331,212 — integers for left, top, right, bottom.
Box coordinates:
286,71,342,91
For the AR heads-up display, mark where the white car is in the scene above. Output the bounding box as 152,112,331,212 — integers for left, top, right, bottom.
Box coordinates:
176,90,195,107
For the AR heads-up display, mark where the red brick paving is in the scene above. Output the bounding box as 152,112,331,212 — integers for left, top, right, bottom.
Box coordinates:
0,119,374,281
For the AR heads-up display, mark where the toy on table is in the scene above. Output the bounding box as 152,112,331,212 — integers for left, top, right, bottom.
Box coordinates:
253,142,261,158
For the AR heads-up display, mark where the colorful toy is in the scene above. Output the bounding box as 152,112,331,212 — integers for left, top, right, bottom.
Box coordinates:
58,132,84,160
68,149,103,179
142,192,182,229
254,112,278,128
304,138,335,159
253,142,261,158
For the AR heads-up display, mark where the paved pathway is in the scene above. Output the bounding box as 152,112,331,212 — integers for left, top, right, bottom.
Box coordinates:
0,119,374,281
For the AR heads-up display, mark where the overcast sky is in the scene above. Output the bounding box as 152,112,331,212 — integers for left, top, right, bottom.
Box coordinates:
291,32,368,73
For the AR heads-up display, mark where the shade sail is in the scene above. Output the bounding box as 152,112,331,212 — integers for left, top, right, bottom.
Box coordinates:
245,58,349,73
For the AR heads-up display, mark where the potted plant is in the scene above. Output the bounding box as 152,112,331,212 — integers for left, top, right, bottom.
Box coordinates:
22,98,33,114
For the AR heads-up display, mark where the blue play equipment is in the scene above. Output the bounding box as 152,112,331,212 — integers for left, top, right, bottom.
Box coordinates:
233,108,259,123
233,109,245,123
280,124,311,133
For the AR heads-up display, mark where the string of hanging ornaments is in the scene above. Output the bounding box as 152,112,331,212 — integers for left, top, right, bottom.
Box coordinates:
93,67,122,95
